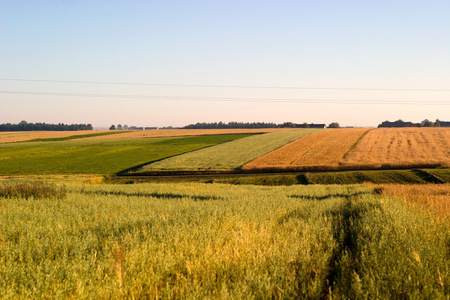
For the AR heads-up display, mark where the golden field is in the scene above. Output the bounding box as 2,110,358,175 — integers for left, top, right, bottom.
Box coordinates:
375,184,450,223
243,128,450,171
0,130,109,143
342,128,450,169
242,128,370,171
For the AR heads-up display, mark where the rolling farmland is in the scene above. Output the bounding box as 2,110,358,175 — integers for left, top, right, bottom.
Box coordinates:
135,129,320,173
242,128,370,171
242,128,450,172
0,134,250,175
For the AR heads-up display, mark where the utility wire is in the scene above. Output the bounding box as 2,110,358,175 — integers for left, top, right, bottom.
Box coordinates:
1,78,450,92
1,90,448,105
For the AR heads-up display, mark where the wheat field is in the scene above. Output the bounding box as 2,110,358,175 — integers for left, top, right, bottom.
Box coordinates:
342,128,450,169
242,128,370,171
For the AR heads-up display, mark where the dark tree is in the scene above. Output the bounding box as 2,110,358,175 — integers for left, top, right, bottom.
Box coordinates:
327,122,340,128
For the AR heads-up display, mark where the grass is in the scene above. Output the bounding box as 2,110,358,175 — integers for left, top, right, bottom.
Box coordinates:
135,129,320,172
1,180,450,298
0,134,251,175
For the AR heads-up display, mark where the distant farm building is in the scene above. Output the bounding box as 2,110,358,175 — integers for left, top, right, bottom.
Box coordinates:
440,121,450,127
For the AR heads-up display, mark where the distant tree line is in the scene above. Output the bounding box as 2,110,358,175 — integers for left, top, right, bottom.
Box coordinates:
378,119,446,128
0,121,93,131
183,122,329,129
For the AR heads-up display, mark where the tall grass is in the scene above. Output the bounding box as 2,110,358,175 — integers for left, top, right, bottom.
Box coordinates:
1,181,449,298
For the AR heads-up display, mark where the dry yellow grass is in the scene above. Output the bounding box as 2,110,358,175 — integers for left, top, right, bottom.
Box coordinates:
374,184,450,223
242,128,370,170
75,128,299,140
0,131,110,143
342,128,450,169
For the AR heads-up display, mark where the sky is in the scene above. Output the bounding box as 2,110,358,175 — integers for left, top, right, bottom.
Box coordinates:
1,1,449,128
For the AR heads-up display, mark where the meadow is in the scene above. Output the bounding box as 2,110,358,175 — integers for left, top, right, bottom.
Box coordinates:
1,180,449,298
0,134,250,175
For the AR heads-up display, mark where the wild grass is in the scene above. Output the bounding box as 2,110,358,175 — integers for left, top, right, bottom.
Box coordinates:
0,181,66,199
1,180,449,298
136,130,319,172
0,134,250,175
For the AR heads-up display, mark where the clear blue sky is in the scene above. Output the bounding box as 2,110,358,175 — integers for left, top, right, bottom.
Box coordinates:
1,1,449,128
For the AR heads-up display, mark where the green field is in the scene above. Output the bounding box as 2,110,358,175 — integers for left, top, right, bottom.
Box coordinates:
135,129,320,173
0,134,251,175
1,180,449,298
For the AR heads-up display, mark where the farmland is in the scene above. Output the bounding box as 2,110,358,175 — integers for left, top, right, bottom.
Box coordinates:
1,128,450,298
1,180,450,298
135,129,320,173
0,134,251,175
342,127,450,169
242,128,370,171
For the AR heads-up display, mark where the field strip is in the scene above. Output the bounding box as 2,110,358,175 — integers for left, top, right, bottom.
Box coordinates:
0,134,249,175
136,129,320,172
0,130,111,143
242,128,370,171
342,128,450,169
77,128,301,140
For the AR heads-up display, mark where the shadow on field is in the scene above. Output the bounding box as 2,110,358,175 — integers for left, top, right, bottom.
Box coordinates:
288,191,370,201
80,190,223,201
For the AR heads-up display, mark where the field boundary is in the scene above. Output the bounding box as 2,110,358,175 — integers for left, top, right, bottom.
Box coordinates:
113,168,450,185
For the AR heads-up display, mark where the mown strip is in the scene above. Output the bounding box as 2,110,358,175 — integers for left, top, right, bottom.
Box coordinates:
27,131,130,142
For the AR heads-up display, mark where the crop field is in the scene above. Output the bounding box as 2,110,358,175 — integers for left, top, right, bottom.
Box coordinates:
135,129,320,173
1,180,450,298
242,128,370,171
0,130,112,143
376,183,450,223
0,134,250,175
78,128,300,141
342,127,450,169
242,128,450,172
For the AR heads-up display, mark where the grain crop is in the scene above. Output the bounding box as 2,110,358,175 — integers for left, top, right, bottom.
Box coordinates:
374,183,450,223
342,128,450,169
136,129,319,172
242,128,370,171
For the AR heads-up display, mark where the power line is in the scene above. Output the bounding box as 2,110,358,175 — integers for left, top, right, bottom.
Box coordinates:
1,78,449,92
1,90,449,105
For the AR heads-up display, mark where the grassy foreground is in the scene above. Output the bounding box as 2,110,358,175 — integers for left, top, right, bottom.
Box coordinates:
1,180,449,298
